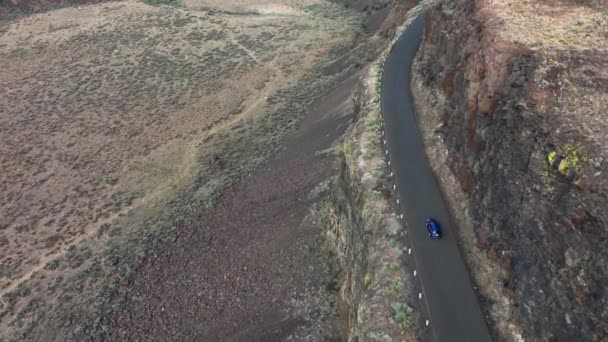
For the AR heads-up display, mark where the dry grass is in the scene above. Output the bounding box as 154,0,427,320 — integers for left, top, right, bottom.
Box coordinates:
0,1,362,339
182,0,322,13
489,0,608,51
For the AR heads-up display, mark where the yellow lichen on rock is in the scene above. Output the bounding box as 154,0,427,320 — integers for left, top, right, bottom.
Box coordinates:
557,142,588,177
548,151,557,166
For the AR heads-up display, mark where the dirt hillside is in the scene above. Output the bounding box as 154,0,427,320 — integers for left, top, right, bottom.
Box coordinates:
0,1,367,339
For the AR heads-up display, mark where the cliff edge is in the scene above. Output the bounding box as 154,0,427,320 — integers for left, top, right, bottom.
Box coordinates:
413,0,608,340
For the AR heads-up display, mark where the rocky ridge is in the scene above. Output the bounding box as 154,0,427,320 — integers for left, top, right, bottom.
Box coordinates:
413,0,608,340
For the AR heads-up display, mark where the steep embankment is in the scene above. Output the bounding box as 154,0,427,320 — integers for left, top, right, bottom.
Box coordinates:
413,0,608,340
318,1,443,341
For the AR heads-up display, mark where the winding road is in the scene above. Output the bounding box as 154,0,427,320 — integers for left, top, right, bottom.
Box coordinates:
381,15,492,342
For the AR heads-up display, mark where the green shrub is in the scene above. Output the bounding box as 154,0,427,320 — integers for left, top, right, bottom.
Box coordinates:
391,302,413,330
383,277,403,297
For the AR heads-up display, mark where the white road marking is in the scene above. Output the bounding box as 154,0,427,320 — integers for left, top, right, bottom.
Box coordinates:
385,149,389,155
388,160,391,166
393,184,396,190
408,248,412,254
390,172,393,177
418,292,422,299
396,199,400,204
400,214,403,219
426,320,430,326
414,270,417,277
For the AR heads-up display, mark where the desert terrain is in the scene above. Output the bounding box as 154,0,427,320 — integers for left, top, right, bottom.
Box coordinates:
0,0,365,339
10,0,606,340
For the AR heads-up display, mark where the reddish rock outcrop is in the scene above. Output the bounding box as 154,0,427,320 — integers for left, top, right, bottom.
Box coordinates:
415,0,608,340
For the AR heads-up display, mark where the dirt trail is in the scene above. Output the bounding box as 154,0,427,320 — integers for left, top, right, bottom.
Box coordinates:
0,51,286,302
0,138,199,298
232,39,263,65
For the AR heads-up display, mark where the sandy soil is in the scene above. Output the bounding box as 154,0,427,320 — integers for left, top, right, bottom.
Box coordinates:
0,1,363,339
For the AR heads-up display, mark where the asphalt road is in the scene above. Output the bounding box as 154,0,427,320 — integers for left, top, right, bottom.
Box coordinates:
381,15,492,342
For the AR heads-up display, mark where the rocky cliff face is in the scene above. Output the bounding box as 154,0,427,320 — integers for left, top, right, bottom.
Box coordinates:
414,0,608,340
321,66,420,342
317,3,427,340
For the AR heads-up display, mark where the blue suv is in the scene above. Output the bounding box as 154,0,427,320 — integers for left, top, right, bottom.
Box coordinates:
425,218,442,239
